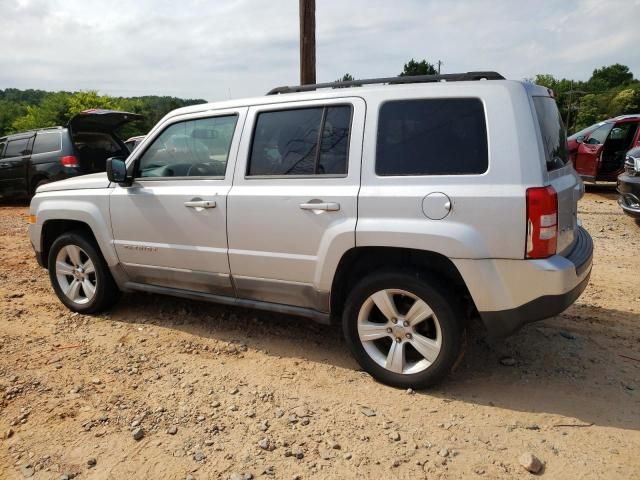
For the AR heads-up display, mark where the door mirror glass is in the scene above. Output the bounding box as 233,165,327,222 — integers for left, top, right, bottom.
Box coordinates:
576,135,584,144
107,157,128,184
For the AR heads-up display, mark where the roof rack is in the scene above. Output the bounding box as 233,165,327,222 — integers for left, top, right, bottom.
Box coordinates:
8,126,64,137
267,71,505,95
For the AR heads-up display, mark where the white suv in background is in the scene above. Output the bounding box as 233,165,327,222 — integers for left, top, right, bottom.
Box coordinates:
28,72,593,388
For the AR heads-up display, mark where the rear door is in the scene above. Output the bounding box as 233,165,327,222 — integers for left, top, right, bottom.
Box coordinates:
227,98,364,310
573,122,613,179
110,109,245,295
0,135,33,196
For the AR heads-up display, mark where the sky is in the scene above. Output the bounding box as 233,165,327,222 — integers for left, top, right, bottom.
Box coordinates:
1,0,639,101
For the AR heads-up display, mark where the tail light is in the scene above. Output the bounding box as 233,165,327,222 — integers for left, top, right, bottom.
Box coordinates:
526,186,557,259
60,155,79,167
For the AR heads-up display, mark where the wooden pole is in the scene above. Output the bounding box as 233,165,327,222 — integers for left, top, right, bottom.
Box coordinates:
299,0,316,85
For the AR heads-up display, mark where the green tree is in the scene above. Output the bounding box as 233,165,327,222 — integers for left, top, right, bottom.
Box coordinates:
335,73,354,82
399,59,437,76
588,64,633,91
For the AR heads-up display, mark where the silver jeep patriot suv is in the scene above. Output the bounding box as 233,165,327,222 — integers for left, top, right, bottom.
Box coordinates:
28,72,593,388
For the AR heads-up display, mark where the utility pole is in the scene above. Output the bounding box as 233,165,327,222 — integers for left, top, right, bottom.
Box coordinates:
437,60,443,74
299,0,316,85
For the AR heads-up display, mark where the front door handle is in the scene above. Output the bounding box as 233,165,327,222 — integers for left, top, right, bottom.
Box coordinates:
184,200,216,209
299,202,340,211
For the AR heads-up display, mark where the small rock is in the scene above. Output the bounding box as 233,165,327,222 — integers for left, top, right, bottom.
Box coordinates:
87,458,97,468
4,428,14,439
91,378,102,385
21,464,35,478
406,388,415,395
274,408,285,418
438,448,449,457
230,387,239,395
559,331,576,340
194,451,206,462
499,356,516,366
132,427,144,441
258,420,269,432
204,439,214,446
389,432,401,442
360,407,376,417
258,438,270,450
518,452,543,474
229,474,253,480
167,426,178,435
343,452,352,460
330,440,341,450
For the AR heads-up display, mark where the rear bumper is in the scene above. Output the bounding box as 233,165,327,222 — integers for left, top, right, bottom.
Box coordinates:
454,226,593,337
617,174,640,218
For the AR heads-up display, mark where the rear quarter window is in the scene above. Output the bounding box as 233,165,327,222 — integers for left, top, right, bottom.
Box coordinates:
33,132,62,155
376,98,488,176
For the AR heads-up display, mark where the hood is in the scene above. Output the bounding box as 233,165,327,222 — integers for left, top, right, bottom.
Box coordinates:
68,109,143,133
36,172,110,193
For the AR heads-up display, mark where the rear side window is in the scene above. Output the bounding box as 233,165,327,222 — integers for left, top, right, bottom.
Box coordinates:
376,98,488,176
0,141,5,157
33,132,62,154
4,138,31,158
532,96,568,171
248,105,352,176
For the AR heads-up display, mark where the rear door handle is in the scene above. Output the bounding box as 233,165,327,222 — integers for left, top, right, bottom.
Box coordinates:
299,202,340,211
184,200,216,208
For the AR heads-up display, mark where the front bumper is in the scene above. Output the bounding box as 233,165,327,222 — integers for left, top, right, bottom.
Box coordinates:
454,226,593,337
617,174,640,218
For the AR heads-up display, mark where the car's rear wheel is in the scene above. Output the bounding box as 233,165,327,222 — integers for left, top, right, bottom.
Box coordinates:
48,232,120,313
342,270,464,389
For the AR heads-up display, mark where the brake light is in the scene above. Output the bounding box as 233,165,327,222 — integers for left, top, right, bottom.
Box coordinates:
60,155,79,167
526,186,557,259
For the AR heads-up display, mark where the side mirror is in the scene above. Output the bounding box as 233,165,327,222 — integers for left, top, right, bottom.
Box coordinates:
106,157,130,185
576,135,585,144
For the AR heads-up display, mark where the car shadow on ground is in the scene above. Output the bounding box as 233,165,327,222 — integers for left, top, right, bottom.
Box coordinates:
109,292,640,432
585,183,618,201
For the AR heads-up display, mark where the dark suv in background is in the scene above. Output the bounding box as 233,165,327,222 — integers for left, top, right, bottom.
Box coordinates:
0,109,142,199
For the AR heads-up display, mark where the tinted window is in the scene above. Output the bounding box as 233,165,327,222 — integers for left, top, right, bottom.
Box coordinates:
532,96,568,171
4,138,31,158
376,98,488,176
33,132,62,154
0,141,5,158
138,115,238,178
586,123,613,145
248,106,351,176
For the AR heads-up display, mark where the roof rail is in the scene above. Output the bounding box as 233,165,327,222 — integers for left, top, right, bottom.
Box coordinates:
267,71,505,95
8,126,64,137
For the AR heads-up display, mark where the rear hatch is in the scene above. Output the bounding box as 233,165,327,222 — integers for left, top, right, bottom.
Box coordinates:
67,109,143,173
531,93,582,256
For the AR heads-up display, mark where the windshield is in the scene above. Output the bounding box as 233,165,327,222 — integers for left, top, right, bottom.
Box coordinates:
533,96,568,171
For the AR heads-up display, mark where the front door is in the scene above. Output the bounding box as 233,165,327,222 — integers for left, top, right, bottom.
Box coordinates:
0,135,33,197
574,123,612,179
110,109,246,295
227,98,365,311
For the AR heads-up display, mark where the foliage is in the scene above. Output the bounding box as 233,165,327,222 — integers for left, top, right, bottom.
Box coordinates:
0,88,206,138
531,64,638,133
399,59,437,77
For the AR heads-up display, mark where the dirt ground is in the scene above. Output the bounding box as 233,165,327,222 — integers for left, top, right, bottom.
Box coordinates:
1,187,639,480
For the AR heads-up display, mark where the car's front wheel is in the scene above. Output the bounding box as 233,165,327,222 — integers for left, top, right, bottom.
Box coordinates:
342,271,464,389
48,232,120,313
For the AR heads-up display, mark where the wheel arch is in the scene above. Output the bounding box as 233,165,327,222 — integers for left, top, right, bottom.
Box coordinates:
330,246,477,322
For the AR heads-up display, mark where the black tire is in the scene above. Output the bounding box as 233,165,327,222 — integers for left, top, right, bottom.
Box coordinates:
342,270,464,389
47,231,120,313
31,177,50,197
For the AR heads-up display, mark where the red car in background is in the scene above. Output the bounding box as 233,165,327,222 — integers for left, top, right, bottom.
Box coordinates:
568,114,640,182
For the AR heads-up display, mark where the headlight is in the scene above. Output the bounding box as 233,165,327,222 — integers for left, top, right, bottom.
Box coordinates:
625,156,640,176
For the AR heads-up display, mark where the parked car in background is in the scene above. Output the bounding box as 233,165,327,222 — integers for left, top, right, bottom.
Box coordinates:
28,72,592,388
125,135,146,152
0,109,142,199
617,147,640,219
569,114,640,182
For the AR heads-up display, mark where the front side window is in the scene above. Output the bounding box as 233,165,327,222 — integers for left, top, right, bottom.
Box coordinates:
138,115,238,178
376,98,488,176
33,132,62,155
248,105,352,176
586,123,613,145
4,138,31,158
